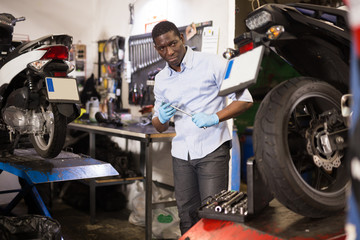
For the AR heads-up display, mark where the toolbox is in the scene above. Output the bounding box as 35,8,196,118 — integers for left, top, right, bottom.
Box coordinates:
198,157,273,222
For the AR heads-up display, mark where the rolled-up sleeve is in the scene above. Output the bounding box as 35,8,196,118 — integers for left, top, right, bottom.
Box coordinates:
227,88,253,102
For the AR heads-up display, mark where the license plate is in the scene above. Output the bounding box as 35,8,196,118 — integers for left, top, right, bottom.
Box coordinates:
219,45,265,96
45,77,80,103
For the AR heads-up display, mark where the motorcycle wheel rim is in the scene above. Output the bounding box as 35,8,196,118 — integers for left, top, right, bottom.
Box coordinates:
286,92,348,195
32,106,55,151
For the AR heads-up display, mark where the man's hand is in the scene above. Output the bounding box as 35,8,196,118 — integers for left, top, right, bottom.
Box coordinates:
192,113,219,128
159,102,176,124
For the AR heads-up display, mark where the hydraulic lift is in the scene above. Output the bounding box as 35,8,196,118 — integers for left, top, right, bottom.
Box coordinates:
180,158,347,240
180,203,346,240
0,148,118,217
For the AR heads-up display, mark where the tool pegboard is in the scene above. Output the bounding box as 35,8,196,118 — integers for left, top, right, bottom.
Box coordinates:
128,21,213,106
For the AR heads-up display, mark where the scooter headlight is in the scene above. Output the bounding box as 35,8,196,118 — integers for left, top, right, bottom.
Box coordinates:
246,11,272,30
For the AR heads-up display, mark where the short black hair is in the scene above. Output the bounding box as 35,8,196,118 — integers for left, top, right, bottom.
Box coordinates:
152,21,181,42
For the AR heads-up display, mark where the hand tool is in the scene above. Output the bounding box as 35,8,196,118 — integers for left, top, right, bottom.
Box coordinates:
240,201,248,215
138,39,142,69
142,39,146,68
214,191,238,212
148,38,154,65
142,39,147,68
206,190,227,204
147,38,151,66
216,192,244,213
231,198,248,214
129,41,134,73
213,190,229,200
205,190,231,209
170,104,193,117
216,190,236,202
205,200,220,210
132,40,137,72
170,104,207,129
135,39,139,71
223,192,245,214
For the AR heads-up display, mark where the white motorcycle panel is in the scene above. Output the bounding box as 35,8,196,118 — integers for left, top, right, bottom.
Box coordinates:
0,50,47,85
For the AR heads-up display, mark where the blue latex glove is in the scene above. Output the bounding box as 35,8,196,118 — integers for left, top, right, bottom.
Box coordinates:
192,112,219,128
158,102,176,124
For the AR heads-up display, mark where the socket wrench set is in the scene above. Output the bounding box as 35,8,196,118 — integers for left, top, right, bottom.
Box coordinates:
198,158,274,223
199,190,249,222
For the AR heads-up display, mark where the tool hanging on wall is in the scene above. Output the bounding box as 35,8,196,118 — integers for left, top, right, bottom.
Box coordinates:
185,22,197,40
129,3,135,25
103,35,125,68
129,37,162,74
98,36,126,111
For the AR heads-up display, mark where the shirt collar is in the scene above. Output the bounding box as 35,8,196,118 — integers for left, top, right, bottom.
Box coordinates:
166,46,194,76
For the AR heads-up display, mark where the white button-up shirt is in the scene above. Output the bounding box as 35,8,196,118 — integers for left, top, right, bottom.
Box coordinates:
153,46,253,160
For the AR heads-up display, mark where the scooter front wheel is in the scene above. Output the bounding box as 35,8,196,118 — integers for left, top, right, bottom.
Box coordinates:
29,103,67,158
254,77,349,218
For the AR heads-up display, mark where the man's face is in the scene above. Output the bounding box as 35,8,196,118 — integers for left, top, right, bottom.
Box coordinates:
154,30,186,70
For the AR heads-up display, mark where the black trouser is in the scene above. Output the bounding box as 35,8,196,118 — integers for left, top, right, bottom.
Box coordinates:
172,141,230,235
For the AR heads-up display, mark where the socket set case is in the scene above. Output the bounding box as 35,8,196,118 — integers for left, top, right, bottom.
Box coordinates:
198,191,249,223
198,158,274,223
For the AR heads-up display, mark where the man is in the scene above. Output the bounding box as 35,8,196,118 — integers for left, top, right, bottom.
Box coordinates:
151,20,253,234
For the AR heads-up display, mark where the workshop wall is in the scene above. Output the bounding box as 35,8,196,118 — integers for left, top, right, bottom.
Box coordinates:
128,0,234,53
1,0,98,79
0,0,236,194
2,0,235,112
94,0,235,113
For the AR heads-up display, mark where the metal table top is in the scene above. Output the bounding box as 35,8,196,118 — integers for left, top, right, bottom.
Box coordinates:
0,149,119,184
68,121,176,141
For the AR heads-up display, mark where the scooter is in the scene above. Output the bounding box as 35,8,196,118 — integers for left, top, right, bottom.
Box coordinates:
0,13,80,158
222,3,350,218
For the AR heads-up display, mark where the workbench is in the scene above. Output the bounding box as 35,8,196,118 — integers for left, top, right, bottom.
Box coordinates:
67,121,176,240
0,149,118,218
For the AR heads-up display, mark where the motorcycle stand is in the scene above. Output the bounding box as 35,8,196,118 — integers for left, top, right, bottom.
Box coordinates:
0,149,118,217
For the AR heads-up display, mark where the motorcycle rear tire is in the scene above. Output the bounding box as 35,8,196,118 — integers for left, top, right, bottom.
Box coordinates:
29,103,67,158
253,77,349,218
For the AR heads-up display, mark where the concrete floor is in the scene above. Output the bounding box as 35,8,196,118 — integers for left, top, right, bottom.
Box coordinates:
0,173,178,240
3,195,347,240
51,198,146,240
7,198,146,240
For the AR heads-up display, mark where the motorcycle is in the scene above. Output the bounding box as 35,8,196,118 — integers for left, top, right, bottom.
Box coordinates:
0,13,80,158
222,3,350,218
